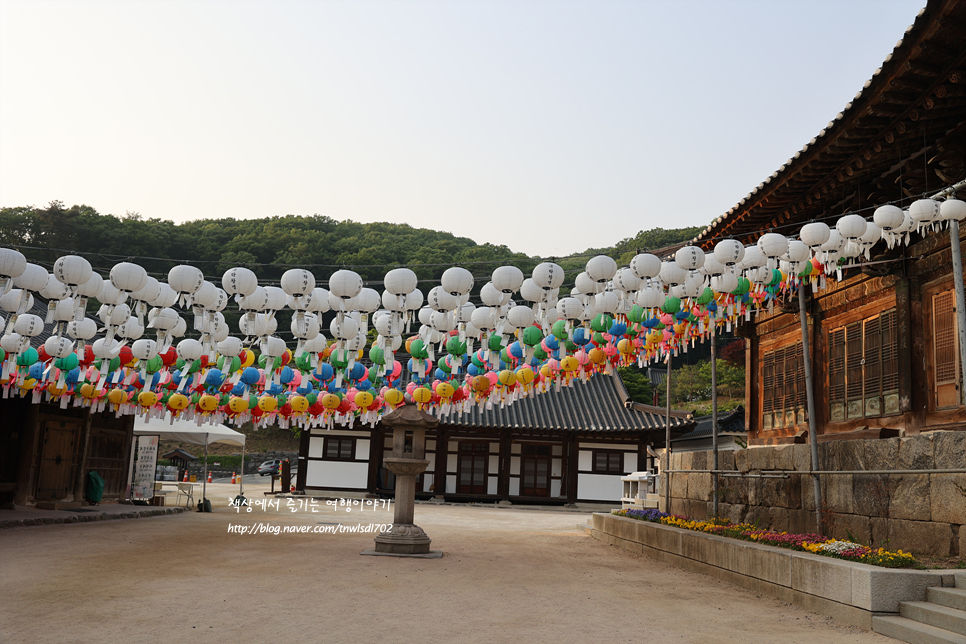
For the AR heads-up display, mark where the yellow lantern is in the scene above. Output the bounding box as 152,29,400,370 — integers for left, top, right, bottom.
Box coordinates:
168,393,190,410
412,387,432,404
589,348,606,364
228,396,249,413
321,393,341,410
138,391,158,407
384,389,404,406
516,366,535,385
257,395,278,412
108,388,127,406
290,395,309,413
540,364,554,379
617,338,634,355
198,394,219,412
434,382,454,398
80,383,97,399
354,391,374,408
560,356,579,372
497,370,516,387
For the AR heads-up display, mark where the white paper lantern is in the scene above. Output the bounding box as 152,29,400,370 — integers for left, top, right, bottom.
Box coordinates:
52,298,76,322
281,269,315,297
148,282,177,308
382,289,407,312
383,268,417,296
191,281,219,309
262,336,288,358
858,222,881,246
740,246,766,269
613,268,640,293
130,276,161,304
821,230,845,253
53,255,92,287
784,240,810,263
0,289,31,313
148,307,180,330
585,256,617,284
40,274,70,300
836,214,867,241
305,288,331,313
873,205,904,231
427,286,458,312
713,240,744,266
636,287,664,308
519,278,545,303
799,222,831,249
659,261,687,287
701,255,724,277
117,316,144,340
97,282,127,306
67,318,97,340
471,306,496,331
405,289,424,311
222,267,258,297
532,262,564,290
43,335,74,359
239,313,272,337
0,249,27,280
507,305,534,329
170,317,187,338
132,338,159,361
556,297,583,320
430,310,455,333
455,302,475,324
441,267,474,296
168,265,204,296
940,199,966,222
290,313,321,339
0,333,24,353
261,286,286,312
594,291,619,313
909,199,940,232
330,315,359,340
675,246,705,271
355,288,381,314
328,269,363,300
14,314,44,336
13,263,48,292
630,253,661,279
711,272,739,293
217,337,243,358
110,262,148,294
492,266,524,294
757,233,789,261
574,272,603,295
176,338,204,361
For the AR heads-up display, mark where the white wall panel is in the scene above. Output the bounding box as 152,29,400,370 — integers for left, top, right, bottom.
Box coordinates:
305,460,368,489
446,475,456,494
509,479,520,496
551,479,561,497
487,476,497,495
578,473,622,501
578,451,592,471
510,456,520,475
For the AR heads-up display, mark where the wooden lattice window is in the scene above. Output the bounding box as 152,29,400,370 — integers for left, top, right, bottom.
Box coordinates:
761,342,805,430
933,290,962,409
828,309,899,421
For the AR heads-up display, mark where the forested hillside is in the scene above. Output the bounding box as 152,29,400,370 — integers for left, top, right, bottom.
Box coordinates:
0,201,700,288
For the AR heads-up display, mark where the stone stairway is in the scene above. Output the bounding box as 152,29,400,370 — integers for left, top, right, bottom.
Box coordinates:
873,573,966,644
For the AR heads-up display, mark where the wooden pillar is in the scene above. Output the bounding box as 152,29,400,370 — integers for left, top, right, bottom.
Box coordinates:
908,275,928,434
73,411,94,502
296,426,310,492
566,433,579,504
895,277,914,417
366,426,382,494
637,436,647,472
433,427,447,498
498,430,511,502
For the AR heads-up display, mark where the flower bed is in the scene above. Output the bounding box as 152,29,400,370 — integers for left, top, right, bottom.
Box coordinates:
613,509,918,568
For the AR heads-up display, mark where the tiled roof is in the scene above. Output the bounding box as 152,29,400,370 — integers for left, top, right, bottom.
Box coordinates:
672,406,745,443
434,373,694,433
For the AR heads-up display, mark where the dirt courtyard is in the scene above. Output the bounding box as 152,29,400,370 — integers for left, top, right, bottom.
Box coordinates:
1,482,896,644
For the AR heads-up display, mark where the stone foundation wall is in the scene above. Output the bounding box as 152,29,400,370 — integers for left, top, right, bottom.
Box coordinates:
663,432,965,557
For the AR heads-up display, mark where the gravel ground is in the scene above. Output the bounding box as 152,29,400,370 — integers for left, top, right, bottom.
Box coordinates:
0,481,895,644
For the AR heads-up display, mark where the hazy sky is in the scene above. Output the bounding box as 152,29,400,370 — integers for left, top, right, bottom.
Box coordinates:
0,0,926,258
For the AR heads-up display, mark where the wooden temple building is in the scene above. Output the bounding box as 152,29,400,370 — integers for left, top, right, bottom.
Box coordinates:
692,0,966,445
296,373,693,504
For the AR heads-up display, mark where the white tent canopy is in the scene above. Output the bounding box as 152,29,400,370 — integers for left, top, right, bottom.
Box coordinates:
133,414,245,447
132,413,247,504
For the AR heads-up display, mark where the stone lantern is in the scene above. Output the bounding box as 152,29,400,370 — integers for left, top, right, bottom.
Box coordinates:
364,404,441,558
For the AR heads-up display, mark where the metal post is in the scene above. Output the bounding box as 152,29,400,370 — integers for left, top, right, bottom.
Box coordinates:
238,441,246,500
798,283,822,534
202,433,208,507
949,218,966,407
711,330,719,518
664,359,672,513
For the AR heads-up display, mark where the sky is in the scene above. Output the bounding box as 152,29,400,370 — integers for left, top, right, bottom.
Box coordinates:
0,0,928,258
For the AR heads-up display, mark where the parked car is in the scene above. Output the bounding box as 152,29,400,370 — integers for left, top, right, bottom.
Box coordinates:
258,459,283,476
